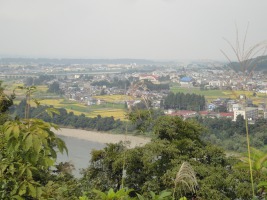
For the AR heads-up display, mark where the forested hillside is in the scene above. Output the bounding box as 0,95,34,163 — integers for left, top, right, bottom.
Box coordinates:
228,55,267,72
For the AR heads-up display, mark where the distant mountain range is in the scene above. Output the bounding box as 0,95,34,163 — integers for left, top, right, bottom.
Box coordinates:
0,58,178,65
228,55,267,72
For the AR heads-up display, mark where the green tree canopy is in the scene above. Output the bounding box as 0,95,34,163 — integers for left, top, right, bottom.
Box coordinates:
47,81,63,94
81,115,253,199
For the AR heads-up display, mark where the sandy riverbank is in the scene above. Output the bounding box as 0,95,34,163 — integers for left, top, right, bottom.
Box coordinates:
54,128,151,148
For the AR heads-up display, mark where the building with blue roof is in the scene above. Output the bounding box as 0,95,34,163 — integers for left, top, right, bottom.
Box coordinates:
180,76,194,87
180,77,193,82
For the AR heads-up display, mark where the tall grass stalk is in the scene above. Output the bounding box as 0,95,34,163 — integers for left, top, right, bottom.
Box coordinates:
245,109,255,197
221,23,267,198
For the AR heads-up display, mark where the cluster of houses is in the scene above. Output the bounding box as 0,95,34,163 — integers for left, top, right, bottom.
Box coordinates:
165,106,260,123
165,94,263,123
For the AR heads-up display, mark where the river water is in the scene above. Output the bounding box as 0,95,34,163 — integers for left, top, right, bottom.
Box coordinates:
56,135,106,177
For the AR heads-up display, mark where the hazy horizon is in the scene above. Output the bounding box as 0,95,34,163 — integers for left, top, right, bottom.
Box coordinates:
1,0,267,61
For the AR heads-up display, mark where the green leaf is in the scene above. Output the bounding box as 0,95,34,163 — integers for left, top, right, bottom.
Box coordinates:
150,191,156,199
8,138,20,152
258,181,267,188
32,136,42,154
18,165,27,178
79,196,89,200
36,187,42,198
46,107,60,118
28,182,36,197
24,133,33,151
26,168,32,179
29,152,39,165
137,194,146,200
158,191,172,199
56,137,68,155
32,98,40,107
9,163,15,175
13,125,20,139
50,148,57,159
44,157,55,167
4,126,12,140
255,154,267,171
107,188,116,198
115,188,133,198
93,189,107,199
18,182,27,196
0,164,8,174
12,195,24,200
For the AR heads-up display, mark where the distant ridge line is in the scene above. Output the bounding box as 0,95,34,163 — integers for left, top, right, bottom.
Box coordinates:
0,58,156,65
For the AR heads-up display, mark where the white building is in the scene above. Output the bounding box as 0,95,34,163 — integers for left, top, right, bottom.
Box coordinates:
209,80,229,88
232,104,243,111
209,80,222,87
233,107,258,121
227,101,243,112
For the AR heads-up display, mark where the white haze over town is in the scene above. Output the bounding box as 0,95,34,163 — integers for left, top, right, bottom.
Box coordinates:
0,0,267,61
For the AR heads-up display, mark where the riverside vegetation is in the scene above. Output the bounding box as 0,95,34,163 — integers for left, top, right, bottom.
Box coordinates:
1,82,267,199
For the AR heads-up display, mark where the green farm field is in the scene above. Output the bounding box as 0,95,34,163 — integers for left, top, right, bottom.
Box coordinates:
171,86,267,104
39,98,127,120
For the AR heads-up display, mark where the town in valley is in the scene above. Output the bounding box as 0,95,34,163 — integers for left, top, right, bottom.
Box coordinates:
1,57,267,124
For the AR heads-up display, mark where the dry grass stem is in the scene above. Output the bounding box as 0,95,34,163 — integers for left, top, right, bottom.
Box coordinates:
173,162,198,198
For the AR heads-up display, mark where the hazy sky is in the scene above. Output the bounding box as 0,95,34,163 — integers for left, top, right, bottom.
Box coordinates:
1,0,267,60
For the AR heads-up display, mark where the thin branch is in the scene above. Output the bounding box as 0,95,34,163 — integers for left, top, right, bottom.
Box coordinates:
242,22,249,59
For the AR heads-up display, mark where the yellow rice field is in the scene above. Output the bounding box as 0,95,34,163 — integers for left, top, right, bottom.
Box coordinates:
61,108,127,120
36,85,48,92
39,99,127,120
222,90,266,105
222,90,254,98
93,95,134,102
87,109,127,120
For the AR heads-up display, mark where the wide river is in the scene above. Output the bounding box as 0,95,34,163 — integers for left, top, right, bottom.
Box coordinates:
54,128,150,177
56,135,106,177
